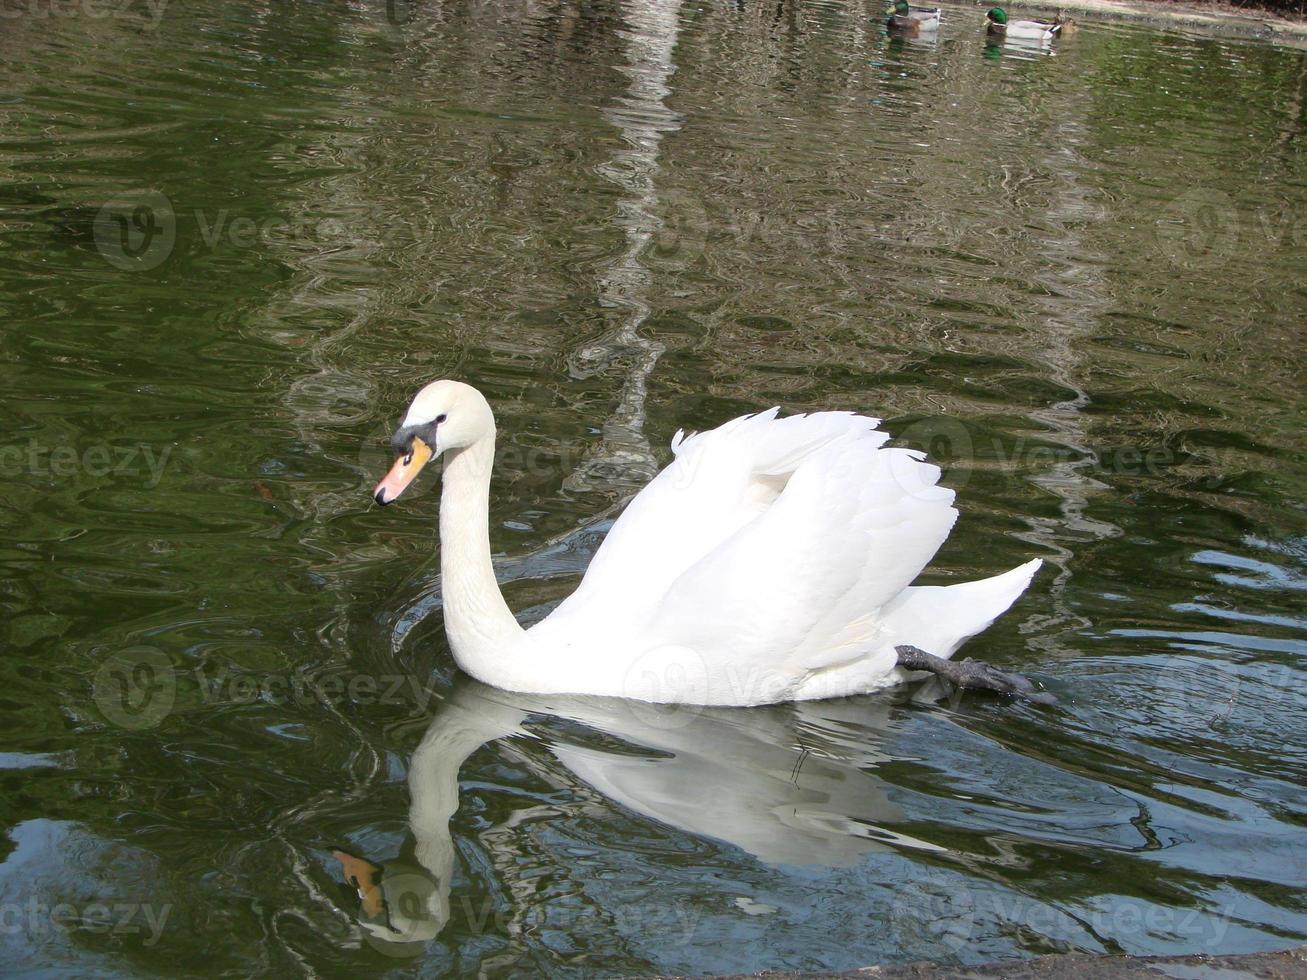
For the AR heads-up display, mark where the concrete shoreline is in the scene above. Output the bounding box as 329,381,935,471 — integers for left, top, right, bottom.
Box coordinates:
694,943,1307,978
991,0,1307,48
988,0,1307,46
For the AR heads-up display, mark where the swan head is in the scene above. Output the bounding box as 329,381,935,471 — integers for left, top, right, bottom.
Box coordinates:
373,380,494,506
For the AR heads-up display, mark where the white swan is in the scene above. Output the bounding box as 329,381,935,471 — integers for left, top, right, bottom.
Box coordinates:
373,380,1044,706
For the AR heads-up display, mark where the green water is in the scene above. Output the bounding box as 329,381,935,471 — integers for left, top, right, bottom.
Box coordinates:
1,0,1305,974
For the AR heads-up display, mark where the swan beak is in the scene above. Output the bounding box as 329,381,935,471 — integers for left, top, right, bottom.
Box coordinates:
373,436,433,506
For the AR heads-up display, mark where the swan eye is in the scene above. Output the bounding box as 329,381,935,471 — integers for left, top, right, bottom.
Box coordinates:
436,413,447,423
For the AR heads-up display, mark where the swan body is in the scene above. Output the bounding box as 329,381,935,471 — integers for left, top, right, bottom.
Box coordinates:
374,381,1041,707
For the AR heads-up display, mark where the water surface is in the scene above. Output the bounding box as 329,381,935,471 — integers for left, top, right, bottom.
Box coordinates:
0,0,1305,975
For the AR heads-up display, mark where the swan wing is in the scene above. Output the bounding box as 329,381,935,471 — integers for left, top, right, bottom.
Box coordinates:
644,425,958,702
539,410,889,633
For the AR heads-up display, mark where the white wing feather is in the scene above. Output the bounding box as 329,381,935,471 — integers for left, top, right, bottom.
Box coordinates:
528,408,1038,704
645,433,956,695
543,410,885,630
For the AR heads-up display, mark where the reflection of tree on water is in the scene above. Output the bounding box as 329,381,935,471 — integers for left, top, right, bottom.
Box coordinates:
564,0,684,493
1015,110,1121,657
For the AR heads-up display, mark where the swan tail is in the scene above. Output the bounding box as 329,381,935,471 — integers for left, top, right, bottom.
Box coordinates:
791,557,1042,699
878,557,1043,660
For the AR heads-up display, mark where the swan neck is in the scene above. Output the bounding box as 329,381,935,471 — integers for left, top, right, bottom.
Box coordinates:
438,433,523,667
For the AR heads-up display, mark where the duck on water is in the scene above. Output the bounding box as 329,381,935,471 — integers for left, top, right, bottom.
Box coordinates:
886,0,942,34
986,6,1069,40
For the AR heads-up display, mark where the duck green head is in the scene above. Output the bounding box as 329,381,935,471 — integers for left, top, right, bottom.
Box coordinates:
987,7,1008,24
893,0,911,13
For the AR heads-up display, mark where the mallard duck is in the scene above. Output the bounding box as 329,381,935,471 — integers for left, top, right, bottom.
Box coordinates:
372,381,1051,706
886,0,941,34
985,6,1063,40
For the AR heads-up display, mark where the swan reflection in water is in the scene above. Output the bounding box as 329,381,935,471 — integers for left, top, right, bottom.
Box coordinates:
334,675,941,952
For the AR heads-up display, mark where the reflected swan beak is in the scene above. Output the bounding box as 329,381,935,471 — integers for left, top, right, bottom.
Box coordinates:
334,850,385,918
373,436,433,506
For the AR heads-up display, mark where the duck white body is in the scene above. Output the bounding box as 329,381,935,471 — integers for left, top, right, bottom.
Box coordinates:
1003,19,1060,40
986,8,1063,41
375,381,1041,707
888,4,942,33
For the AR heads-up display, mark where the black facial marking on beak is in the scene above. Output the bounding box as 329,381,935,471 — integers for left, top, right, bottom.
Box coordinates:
390,420,441,458
374,486,392,506
390,429,414,457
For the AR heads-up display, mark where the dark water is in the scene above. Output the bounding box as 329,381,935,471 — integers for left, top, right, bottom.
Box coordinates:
1,0,1305,974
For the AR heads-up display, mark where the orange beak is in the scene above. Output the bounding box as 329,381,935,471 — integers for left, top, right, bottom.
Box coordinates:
373,436,433,506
